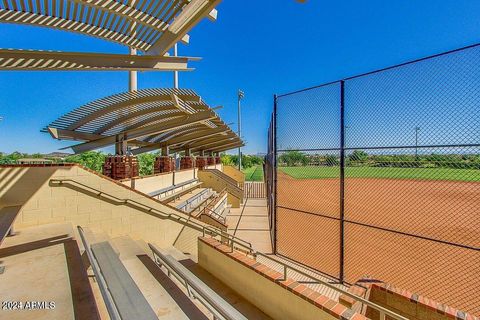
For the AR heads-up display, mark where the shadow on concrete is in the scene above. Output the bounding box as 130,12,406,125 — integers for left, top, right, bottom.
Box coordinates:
178,259,272,320
0,234,100,320
137,254,209,320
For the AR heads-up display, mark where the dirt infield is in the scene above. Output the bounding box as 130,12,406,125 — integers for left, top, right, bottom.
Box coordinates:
276,171,480,315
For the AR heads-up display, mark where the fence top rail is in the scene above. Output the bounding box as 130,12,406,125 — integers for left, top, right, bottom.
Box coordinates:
277,41,480,98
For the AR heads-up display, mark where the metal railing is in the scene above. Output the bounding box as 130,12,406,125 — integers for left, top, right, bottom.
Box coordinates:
77,226,121,320
192,190,228,225
50,178,252,250
149,243,247,320
54,179,406,319
201,207,226,224
176,188,213,212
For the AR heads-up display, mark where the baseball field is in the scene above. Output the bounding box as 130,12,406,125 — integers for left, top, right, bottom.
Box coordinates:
243,165,264,181
276,166,480,315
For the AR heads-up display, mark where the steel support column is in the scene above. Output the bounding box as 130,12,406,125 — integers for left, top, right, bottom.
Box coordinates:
273,94,278,254
339,80,346,283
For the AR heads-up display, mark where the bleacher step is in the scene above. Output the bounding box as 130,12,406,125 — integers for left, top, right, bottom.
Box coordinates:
108,236,208,319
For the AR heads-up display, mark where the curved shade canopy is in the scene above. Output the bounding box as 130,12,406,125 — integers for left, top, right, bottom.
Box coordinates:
43,88,243,154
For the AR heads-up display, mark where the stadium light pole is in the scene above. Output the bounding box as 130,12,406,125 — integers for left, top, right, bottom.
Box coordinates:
415,126,421,158
237,89,245,170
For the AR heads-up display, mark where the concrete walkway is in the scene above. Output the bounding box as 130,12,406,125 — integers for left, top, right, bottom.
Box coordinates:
226,198,272,253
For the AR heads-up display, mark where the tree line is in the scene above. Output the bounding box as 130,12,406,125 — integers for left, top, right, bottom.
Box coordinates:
0,151,266,175
220,154,264,169
278,150,480,169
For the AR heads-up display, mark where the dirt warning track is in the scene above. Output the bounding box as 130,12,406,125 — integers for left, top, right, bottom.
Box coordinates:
276,172,480,315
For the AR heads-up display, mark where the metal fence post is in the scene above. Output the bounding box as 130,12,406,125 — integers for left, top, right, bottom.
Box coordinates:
339,81,346,283
273,94,278,254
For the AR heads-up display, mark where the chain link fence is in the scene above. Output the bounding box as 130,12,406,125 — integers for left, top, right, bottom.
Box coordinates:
266,43,480,315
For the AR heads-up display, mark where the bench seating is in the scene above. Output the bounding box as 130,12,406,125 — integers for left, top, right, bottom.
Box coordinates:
148,178,198,197
149,244,248,320
91,241,157,320
175,188,214,213
0,205,21,247
149,179,203,203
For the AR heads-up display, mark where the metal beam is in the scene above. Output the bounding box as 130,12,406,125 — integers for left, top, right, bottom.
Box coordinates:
147,0,221,55
0,49,197,71
175,137,241,153
174,135,237,151
131,127,228,155
69,111,216,153
208,141,244,152
93,107,181,134
66,94,200,131
46,127,149,148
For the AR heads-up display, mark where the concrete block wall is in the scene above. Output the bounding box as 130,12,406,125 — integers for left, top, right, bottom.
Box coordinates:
0,164,206,255
198,237,366,320
223,165,245,189
197,170,242,208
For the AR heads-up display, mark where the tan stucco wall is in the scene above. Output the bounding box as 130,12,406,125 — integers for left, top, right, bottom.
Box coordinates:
205,164,222,170
199,215,227,232
198,240,338,320
223,165,245,188
0,165,205,255
197,170,242,208
121,173,174,194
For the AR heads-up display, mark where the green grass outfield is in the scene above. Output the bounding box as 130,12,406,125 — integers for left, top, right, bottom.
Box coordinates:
243,165,264,181
279,166,480,182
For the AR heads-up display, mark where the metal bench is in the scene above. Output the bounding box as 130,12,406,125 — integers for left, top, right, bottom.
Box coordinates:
0,205,21,247
77,226,157,320
175,188,213,213
149,179,201,201
149,243,248,320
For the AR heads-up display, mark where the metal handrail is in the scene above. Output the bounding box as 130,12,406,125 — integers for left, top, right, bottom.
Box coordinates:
201,207,226,224
149,243,247,320
176,188,212,212
77,226,121,320
50,179,253,250
197,190,228,224
252,252,407,320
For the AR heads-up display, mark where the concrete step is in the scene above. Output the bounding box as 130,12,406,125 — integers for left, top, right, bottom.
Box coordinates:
108,236,209,319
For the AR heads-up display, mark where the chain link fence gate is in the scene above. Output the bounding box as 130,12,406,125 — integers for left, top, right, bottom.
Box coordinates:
266,43,480,315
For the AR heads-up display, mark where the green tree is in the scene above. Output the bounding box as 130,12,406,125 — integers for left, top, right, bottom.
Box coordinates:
279,151,308,166
137,152,157,176
64,151,106,172
348,150,369,163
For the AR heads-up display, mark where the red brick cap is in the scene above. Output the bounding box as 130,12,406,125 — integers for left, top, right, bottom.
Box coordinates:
199,237,368,320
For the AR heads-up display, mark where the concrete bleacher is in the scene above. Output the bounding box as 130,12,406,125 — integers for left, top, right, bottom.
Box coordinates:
174,188,215,213
148,178,202,202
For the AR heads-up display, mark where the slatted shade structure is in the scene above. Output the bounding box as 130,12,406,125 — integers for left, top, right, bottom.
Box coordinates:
0,0,219,55
43,88,243,154
0,0,220,70
0,49,197,71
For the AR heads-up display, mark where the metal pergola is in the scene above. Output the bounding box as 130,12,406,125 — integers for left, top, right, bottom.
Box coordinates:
43,88,243,155
4,0,244,156
0,0,220,70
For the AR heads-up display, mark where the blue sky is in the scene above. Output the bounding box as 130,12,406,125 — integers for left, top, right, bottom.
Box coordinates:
1,0,480,155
